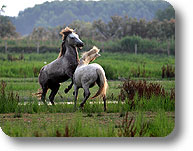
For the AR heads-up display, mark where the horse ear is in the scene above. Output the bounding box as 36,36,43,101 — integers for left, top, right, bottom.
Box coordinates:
60,29,65,36
95,53,101,58
60,27,74,36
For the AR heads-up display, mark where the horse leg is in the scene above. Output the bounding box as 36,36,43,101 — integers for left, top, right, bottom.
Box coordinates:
64,78,73,93
80,86,90,109
103,95,107,112
74,85,79,110
49,84,60,105
41,87,48,105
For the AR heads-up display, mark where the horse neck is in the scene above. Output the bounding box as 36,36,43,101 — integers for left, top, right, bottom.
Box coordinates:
78,59,89,67
64,42,79,63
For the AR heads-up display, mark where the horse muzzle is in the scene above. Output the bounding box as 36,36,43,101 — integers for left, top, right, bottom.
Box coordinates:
77,42,84,49
78,42,84,47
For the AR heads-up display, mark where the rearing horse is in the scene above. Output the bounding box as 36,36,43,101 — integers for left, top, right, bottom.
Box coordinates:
37,27,84,105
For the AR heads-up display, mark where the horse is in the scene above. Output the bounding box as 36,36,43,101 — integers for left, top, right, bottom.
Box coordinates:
73,46,108,111
36,27,84,105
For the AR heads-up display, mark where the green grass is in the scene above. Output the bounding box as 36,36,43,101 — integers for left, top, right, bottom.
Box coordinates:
0,52,175,79
0,52,175,137
0,78,175,114
0,111,174,137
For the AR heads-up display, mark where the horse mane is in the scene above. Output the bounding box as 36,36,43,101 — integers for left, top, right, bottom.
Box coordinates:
81,46,100,63
58,27,74,58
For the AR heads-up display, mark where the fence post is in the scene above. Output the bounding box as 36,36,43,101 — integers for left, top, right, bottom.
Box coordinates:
167,41,170,56
37,41,40,54
135,44,137,55
4,40,7,53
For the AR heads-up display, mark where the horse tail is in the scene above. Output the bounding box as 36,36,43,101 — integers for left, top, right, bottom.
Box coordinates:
91,68,108,99
32,88,42,100
32,68,44,100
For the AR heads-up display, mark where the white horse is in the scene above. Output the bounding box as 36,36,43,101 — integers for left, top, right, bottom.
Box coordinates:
73,46,108,111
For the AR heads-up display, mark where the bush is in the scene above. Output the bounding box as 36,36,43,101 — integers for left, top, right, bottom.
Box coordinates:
0,36,175,55
119,79,175,111
120,36,142,52
102,36,174,55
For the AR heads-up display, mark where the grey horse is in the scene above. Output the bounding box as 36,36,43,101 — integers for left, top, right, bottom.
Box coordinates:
73,46,108,111
37,27,84,105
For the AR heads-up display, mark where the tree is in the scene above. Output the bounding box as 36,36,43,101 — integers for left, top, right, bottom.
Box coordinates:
93,16,125,40
30,27,48,41
69,20,95,38
30,27,48,53
0,3,19,38
0,16,19,38
10,0,170,35
155,6,175,21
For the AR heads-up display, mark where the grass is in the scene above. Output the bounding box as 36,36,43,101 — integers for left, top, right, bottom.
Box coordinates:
0,78,175,113
0,111,174,137
0,52,175,79
0,78,175,137
0,52,175,137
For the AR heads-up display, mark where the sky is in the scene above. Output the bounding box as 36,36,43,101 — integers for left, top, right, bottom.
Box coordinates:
0,0,58,17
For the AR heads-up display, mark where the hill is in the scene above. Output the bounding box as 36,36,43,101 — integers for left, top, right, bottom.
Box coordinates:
10,0,171,35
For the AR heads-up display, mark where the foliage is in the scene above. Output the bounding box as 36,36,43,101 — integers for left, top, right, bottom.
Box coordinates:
0,16,19,38
0,34,175,55
118,113,137,137
93,17,175,41
0,80,19,113
162,64,175,79
102,36,175,54
22,16,175,42
10,0,171,35
155,6,175,21
119,79,175,111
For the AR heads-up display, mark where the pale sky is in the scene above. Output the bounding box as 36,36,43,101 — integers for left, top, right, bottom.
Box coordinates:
1,0,58,17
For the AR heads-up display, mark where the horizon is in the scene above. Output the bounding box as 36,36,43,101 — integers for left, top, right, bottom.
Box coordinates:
1,0,100,17
1,0,59,17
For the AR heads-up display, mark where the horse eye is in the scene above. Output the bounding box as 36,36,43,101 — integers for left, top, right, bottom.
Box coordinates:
71,37,75,39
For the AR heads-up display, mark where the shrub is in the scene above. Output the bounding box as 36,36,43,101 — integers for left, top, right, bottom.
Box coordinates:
0,80,19,113
119,79,175,111
0,36,175,55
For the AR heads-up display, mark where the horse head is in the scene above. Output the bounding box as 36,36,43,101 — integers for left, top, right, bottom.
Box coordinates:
58,27,84,58
60,27,84,48
80,46,100,64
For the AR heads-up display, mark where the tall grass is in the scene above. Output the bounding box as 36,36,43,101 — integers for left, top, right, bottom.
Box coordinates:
0,81,19,113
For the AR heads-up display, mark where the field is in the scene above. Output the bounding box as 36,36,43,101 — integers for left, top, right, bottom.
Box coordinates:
0,52,175,137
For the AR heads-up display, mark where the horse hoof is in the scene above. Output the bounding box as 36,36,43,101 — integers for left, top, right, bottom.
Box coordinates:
64,88,69,93
79,105,84,110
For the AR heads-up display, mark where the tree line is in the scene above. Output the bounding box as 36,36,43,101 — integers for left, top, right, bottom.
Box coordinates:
0,2,175,55
26,15,175,42
10,0,171,35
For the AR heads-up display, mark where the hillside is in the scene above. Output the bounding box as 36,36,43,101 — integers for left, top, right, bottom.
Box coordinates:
10,0,171,35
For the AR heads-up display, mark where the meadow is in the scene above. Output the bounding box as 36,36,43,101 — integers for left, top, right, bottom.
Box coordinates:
0,52,175,79
0,52,175,137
